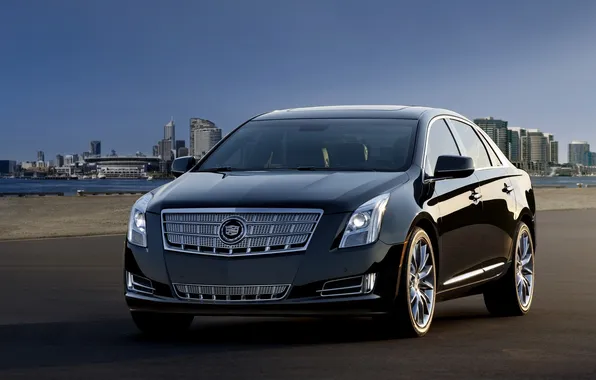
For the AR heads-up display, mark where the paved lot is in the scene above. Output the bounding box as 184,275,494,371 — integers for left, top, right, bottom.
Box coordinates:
1,210,596,379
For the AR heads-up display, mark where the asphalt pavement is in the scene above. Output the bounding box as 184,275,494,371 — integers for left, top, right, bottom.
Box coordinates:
1,209,596,379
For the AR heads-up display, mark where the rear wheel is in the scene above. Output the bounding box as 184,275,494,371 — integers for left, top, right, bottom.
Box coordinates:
483,221,535,316
384,227,437,338
131,311,194,336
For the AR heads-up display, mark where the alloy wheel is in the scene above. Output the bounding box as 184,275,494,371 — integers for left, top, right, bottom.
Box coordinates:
515,228,534,311
408,236,436,330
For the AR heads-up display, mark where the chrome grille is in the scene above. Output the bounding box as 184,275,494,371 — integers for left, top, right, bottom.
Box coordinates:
173,283,290,302
161,208,323,257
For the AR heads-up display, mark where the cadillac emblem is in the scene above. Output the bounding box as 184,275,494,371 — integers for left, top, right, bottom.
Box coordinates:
219,217,246,245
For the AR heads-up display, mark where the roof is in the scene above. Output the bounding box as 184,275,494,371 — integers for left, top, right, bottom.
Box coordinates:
253,105,438,121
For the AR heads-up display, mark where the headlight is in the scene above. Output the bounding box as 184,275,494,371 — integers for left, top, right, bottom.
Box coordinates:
127,192,154,247
339,193,390,248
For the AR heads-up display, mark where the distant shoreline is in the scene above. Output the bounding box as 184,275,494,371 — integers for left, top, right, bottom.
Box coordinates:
2,188,596,241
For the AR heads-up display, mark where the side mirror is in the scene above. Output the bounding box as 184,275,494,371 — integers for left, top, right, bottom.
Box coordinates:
171,156,197,177
433,155,474,180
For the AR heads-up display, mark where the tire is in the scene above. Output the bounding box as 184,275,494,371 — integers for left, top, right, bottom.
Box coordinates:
383,227,437,338
483,221,535,317
131,311,194,336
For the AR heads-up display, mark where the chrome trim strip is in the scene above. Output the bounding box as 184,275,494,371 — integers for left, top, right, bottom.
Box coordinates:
160,207,324,257
443,262,505,286
482,262,506,272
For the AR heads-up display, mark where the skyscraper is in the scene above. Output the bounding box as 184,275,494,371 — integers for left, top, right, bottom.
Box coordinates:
527,130,548,164
164,119,175,143
37,151,45,162
90,141,101,156
507,129,521,163
550,141,559,164
192,126,223,158
568,141,590,165
189,118,217,156
55,154,64,167
474,117,509,158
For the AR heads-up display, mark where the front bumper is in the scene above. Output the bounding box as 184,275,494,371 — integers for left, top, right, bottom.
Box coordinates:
123,238,406,317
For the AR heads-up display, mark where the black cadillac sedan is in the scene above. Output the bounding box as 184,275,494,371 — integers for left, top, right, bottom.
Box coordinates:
124,105,536,338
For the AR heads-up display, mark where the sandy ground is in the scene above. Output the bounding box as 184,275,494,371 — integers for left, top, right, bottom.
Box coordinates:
1,188,595,240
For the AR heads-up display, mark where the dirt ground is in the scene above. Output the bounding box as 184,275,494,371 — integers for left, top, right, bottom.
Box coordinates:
1,188,595,240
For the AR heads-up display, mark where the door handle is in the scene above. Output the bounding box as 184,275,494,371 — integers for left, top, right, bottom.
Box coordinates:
502,184,514,194
469,191,482,202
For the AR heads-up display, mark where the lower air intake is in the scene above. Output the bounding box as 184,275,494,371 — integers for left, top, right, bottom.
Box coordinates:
173,283,291,303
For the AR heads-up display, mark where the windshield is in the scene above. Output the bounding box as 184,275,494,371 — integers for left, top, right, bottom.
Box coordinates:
195,118,418,172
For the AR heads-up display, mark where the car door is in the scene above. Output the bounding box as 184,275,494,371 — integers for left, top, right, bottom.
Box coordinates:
447,118,517,274
422,118,484,289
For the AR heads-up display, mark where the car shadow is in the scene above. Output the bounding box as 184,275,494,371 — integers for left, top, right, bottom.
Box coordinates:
0,303,495,371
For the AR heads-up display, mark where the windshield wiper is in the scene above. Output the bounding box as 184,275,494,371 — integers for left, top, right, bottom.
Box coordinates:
197,166,234,173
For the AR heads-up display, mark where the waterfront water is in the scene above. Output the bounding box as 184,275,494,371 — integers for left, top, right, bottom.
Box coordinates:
1,175,595,196
0,178,172,196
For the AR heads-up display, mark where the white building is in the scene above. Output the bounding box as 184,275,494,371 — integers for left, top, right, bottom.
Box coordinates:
192,126,222,158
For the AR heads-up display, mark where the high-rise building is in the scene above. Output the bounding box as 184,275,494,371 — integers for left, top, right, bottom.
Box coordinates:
177,147,189,157
37,151,45,162
507,127,558,170
158,139,173,161
55,154,64,167
550,141,559,164
527,130,548,164
474,117,509,158
164,119,175,143
507,129,521,163
90,141,101,156
568,141,590,166
152,145,159,157
192,126,223,158
0,160,16,174
189,118,217,156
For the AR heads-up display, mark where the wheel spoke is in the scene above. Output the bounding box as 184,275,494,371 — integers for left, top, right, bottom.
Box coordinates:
412,242,419,272
410,285,417,302
521,255,532,266
419,279,434,291
419,243,429,272
417,295,426,325
418,264,432,280
411,294,419,320
522,265,533,276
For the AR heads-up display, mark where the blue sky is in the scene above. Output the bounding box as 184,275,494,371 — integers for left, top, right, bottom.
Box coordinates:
1,0,595,162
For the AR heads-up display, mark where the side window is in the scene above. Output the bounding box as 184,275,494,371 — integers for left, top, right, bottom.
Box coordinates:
478,133,503,166
449,119,491,168
425,119,461,175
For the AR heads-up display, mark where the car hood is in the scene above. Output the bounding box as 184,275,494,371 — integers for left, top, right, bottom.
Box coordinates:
146,171,410,214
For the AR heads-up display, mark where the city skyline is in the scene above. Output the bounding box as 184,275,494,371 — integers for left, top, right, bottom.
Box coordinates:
11,113,596,167
2,1,596,163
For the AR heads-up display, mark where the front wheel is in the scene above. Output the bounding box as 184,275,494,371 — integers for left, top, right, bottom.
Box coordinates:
383,227,437,338
483,221,535,316
131,311,194,336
